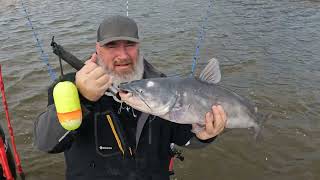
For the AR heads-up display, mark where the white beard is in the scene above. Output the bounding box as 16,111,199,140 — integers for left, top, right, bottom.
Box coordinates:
97,54,144,87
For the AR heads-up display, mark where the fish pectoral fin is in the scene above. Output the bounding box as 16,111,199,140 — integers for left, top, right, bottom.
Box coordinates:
169,104,190,123
198,57,221,84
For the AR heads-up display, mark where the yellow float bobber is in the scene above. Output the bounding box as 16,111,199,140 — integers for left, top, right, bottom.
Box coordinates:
53,81,82,130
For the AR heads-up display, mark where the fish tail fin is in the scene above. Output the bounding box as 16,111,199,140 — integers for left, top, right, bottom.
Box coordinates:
254,113,272,141
253,125,262,141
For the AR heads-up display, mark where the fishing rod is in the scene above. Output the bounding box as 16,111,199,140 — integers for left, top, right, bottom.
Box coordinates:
0,65,25,180
0,137,14,180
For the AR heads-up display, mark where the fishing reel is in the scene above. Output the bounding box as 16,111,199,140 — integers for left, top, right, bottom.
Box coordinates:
170,147,184,161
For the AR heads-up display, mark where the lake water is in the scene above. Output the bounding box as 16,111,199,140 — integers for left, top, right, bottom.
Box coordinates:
0,0,319,179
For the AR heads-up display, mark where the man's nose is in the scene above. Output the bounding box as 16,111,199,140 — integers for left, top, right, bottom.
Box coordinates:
116,45,129,59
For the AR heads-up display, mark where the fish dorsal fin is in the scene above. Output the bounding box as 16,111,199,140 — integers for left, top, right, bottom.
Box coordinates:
199,57,221,83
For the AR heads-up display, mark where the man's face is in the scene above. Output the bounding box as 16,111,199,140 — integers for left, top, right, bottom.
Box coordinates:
96,40,139,76
95,40,144,86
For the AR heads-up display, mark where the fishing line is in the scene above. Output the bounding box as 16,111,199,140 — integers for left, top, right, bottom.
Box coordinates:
191,0,213,76
126,0,129,17
121,0,141,118
19,0,57,81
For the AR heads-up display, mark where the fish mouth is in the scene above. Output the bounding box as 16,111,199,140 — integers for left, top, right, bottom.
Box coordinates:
118,83,153,111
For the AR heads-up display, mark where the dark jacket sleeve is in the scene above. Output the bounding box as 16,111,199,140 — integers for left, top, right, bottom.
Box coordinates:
33,73,91,153
34,104,74,153
171,123,216,149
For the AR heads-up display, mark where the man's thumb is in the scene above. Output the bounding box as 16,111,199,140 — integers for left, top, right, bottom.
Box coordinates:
85,53,97,64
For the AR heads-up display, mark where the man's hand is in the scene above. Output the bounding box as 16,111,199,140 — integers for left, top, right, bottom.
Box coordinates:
75,53,112,101
195,105,227,140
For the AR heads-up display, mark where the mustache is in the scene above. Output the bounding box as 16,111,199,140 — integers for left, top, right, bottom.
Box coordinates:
114,59,132,66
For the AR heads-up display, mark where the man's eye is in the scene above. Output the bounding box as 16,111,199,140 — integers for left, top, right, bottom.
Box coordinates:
126,43,136,47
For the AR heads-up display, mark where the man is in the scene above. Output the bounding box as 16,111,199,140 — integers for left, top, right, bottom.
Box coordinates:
34,15,226,180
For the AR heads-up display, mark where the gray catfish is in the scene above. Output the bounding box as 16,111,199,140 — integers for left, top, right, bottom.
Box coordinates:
119,58,260,134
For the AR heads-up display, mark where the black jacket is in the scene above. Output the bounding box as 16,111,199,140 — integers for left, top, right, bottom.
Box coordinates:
34,60,214,180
